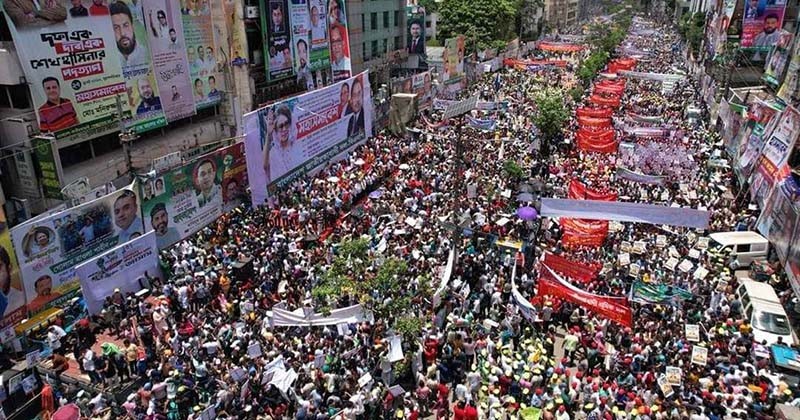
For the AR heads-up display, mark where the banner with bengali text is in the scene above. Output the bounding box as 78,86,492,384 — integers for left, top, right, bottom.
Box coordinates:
539,266,633,328
182,0,226,108
0,207,26,329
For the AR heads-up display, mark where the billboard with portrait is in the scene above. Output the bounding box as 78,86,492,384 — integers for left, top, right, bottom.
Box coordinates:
10,183,144,316
778,34,800,103
741,0,787,50
750,106,800,205
0,207,26,329
391,70,433,110
222,0,249,66
76,231,160,314
755,179,800,264
243,71,373,206
141,0,196,122
327,0,351,82
107,0,167,133
2,0,128,143
441,35,466,96
182,0,225,109
140,143,248,249
406,6,425,57
262,0,294,81
290,0,313,90
308,0,332,83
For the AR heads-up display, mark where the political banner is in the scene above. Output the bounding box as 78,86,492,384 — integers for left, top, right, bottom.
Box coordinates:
442,36,465,87
539,266,633,328
568,179,618,201
10,184,144,316
75,231,160,314
141,0,196,122
755,178,800,263
542,199,711,230
290,0,314,90
262,0,293,80
786,228,800,298
750,106,800,204
307,0,332,81
2,0,127,142
33,137,63,199
763,31,794,86
222,0,249,66
741,0,787,50
630,281,692,305
243,71,373,206
406,6,425,56
616,167,667,186
0,207,26,329
543,253,599,283
392,71,434,110
141,143,248,249
108,0,167,133
560,218,608,247
327,0,351,82
778,34,800,103
183,0,225,108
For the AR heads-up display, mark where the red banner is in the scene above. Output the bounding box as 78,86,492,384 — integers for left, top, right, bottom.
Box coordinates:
594,84,625,95
577,116,612,128
543,253,600,283
537,42,585,52
568,179,618,201
577,107,613,118
576,128,617,154
560,218,609,246
539,266,633,328
590,94,621,108
607,58,636,74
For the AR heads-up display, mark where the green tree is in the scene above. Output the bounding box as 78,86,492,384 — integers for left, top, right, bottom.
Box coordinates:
437,0,522,50
533,88,569,145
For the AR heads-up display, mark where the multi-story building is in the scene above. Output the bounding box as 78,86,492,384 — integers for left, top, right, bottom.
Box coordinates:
0,0,409,222
544,0,580,33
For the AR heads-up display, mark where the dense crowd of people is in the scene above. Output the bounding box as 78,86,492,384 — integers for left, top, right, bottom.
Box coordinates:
29,13,800,420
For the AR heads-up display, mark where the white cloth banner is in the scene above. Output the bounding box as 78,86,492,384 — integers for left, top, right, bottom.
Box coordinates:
75,231,160,314
432,247,457,308
270,304,371,327
541,199,710,229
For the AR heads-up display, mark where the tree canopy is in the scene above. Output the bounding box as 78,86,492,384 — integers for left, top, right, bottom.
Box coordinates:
437,0,522,50
533,88,569,144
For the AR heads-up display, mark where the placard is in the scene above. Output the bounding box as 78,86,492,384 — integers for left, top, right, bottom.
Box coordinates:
678,259,694,273
25,350,41,368
665,366,682,385
655,235,667,248
688,249,701,259
247,342,262,358
696,237,709,249
693,266,709,280
691,345,709,366
657,375,674,398
685,324,700,342
618,253,630,266
633,241,646,254
665,257,679,271
358,372,373,388
629,263,641,277
620,241,632,253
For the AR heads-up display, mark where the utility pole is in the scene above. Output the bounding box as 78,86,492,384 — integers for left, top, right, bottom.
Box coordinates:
115,94,138,181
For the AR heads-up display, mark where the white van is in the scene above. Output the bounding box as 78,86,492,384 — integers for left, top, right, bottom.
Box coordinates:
737,280,796,345
709,231,769,269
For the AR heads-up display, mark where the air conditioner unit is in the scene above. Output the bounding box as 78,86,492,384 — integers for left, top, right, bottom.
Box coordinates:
245,6,259,19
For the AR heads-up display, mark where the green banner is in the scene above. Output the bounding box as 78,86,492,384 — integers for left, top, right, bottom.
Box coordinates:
33,137,62,200
631,281,692,305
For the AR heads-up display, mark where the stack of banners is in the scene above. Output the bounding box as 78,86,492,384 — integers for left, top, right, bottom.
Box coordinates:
441,35,467,94
577,116,612,128
2,1,128,141
560,218,609,247
536,42,584,52
576,129,618,154
749,106,800,206
243,71,373,206
577,107,613,118
616,167,667,186
406,6,426,56
0,207,25,329
589,94,621,108
141,0,197,122
568,179,618,202
741,0,787,50
503,58,568,69
763,31,795,87
756,178,800,264
630,281,693,305
390,71,434,109
541,198,711,230
141,143,247,249
10,184,144,317
543,253,600,283
778,34,800,103
466,116,497,131
75,232,161,315
539,266,633,328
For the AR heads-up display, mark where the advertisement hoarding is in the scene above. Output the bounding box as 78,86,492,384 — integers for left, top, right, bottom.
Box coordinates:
141,0,197,122
75,231,161,314
10,184,144,316
263,0,294,81
2,0,127,142
243,71,373,206
327,0,351,82
741,0,787,50
140,143,248,249
406,6,425,57
308,0,332,83
182,0,226,109
0,207,26,329
750,106,800,204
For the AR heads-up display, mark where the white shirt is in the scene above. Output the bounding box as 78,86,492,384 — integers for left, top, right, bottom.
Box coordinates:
83,350,96,371
118,216,143,243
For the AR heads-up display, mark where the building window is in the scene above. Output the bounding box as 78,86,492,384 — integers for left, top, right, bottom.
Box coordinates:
371,40,379,57
8,84,31,109
394,36,402,50
382,38,388,54
371,12,377,30
426,21,431,28
394,10,400,27
383,11,389,28
363,43,368,60
362,14,365,30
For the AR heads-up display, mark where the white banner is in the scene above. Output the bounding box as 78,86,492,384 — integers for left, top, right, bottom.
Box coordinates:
270,304,370,327
75,232,161,314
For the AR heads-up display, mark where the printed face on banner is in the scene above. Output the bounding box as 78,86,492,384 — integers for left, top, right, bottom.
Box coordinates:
263,0,294,81
741,0,787,50
244,71,373,206
0,207,26,328
290,0,328,91
141,143,248,249
3,0,128,142
182,0,225,108
10,186,144,316
406,7,425,56
141,0,196,122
